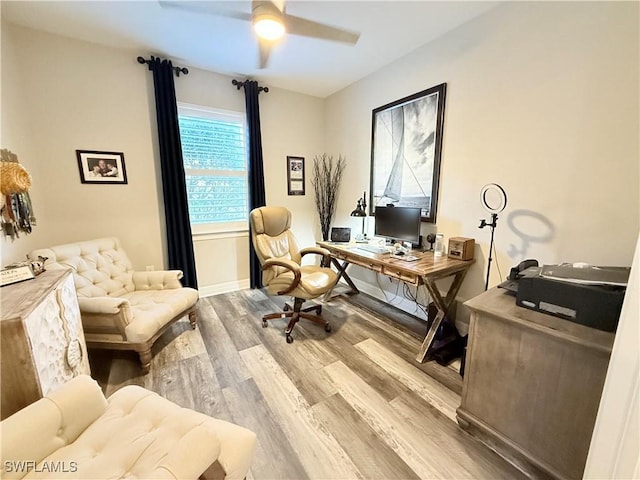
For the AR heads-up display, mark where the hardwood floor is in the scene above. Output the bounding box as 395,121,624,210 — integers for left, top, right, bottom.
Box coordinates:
89,288,525,480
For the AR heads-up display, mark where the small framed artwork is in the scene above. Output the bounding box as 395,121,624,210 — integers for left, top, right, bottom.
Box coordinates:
76,150,127,184
287,156,305,195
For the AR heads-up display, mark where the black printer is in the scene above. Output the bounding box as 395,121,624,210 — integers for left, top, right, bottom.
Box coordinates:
500,261,629,333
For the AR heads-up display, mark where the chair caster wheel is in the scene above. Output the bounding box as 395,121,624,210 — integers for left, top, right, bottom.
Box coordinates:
283,304,290,312
324,324,332,333
316,306,322,314
262,320,268,328
286,334,293,344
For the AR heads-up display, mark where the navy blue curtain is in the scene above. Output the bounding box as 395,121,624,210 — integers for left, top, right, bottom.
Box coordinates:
147,57,198,289
239,80,267,289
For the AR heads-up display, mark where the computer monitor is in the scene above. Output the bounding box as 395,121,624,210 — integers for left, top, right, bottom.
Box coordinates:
374,206,422,245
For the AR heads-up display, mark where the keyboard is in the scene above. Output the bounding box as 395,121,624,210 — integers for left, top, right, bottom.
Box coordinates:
356,245,389,254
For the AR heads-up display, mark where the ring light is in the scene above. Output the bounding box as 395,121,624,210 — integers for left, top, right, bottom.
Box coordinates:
480,183,507,214
478,183,507,291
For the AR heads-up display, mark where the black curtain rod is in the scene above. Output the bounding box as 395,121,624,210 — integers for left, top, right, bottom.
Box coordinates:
232,79,269,93
137,56,189,77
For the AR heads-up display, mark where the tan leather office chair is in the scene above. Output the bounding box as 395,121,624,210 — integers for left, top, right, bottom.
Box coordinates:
250,206,338,343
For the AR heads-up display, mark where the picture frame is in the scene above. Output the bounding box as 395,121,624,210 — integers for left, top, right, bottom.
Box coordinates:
287,156,305,196
369,83,447,223
76,150,127,184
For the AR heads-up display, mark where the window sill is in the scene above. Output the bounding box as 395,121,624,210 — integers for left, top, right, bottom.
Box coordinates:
192,230,249,242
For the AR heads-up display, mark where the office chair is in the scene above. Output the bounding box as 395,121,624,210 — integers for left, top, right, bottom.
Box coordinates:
249,206,338,343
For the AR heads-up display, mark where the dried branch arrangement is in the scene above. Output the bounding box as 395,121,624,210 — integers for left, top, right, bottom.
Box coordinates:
311,153,346,241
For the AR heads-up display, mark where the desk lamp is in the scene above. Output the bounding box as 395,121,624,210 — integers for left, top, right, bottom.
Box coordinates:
350,192,368,242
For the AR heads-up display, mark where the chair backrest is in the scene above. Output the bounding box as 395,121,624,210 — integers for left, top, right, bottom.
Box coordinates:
28,237,135,298
249,206,302,285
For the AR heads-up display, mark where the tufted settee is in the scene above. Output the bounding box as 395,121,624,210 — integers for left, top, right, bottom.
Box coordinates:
28,238,199,373
0,375,256,479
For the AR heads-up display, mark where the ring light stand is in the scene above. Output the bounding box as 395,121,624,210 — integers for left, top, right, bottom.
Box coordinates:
478,183,507,291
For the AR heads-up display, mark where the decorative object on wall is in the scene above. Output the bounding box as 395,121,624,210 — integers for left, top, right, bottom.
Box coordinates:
1,149,36,238
370,83,447,223
311,153,346,241
76,150,127,184
286,156,305,195
478,183,508,290
350,191,368,242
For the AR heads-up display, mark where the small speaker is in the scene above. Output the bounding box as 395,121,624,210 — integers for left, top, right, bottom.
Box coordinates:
448,237,475,261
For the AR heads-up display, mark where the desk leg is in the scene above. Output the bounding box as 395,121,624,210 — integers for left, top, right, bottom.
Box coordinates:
416,269,469,363
324,259,359,300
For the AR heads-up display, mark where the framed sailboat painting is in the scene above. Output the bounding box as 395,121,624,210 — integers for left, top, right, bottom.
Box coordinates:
370,83,447,223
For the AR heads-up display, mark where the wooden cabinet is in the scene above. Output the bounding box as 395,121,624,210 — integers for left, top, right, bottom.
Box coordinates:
1,269,90,419
458,287,614,480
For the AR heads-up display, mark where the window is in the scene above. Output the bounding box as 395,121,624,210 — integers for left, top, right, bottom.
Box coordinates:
178,103,248,235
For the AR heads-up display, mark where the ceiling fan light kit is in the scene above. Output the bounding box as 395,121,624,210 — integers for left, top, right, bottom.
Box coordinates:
254,17,285,40
252,1,285,40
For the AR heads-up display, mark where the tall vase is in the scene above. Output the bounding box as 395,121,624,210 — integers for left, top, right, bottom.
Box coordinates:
322,225,330,242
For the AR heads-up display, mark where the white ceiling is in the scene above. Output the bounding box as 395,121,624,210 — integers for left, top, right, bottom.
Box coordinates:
2,1,499,98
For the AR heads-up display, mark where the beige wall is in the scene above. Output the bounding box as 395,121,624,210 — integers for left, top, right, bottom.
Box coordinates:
325,1,640,319
1,23,165,270
1,23,325,293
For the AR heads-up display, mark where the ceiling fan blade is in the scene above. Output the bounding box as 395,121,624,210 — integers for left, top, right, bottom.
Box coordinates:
158,1,252,22
258,40,273,69
284,14,360,45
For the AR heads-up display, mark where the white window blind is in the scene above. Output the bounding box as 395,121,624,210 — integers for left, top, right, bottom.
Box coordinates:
178,103,248,235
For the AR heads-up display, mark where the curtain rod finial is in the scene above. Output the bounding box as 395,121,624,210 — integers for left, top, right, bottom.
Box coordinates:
174,66,189,77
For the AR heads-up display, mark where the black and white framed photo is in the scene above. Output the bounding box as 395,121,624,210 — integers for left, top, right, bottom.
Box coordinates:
287,156,305,196
76,150,127,184
370,83,447,223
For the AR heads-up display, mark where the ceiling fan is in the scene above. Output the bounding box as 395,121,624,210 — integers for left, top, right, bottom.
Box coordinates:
159,0,360,69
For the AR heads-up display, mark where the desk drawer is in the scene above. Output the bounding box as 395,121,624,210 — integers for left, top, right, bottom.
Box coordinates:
348,257,383,273
382,265,420,285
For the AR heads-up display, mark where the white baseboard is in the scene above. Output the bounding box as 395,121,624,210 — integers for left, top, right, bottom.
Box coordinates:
198,279,250,298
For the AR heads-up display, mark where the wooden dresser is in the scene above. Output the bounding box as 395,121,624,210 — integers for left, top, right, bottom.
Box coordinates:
1,269,91,419
458,287,615,480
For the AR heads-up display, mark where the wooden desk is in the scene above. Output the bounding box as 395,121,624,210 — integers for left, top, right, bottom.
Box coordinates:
317,241,474,363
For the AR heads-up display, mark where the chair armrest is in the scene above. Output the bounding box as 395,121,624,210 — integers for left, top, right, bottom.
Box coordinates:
78,296,130,315
77,297,131,335
300,246,332,267
1,376,107,479
132,270,184,290
263,258,301,295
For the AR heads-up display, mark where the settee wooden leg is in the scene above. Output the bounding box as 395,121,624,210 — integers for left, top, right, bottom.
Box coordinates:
189,309,197,330
139,348,152,374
